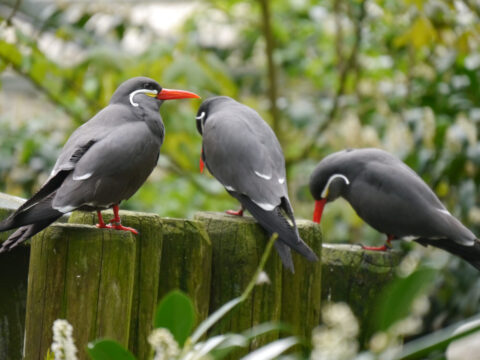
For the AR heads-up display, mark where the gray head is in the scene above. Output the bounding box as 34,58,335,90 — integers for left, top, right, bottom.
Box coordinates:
195,96,237,135
110,76,200,110
309,150,353,223
309,151,352,202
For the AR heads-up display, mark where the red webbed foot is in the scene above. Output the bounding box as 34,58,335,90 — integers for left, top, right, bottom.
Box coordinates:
105,222,139,235
95,207,139,235
361,235,393,252
226,208,244,216
361,244,389,251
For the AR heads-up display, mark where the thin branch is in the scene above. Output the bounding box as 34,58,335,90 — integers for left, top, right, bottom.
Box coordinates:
0,52,86,123
258,0,281,143
286,0,367,166
5,0,22,25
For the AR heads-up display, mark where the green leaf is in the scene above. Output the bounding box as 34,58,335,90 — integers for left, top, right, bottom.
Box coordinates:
394,316,480,359
154,290,195,347
190,297,243,344
87,340,136,360
374,267,436,332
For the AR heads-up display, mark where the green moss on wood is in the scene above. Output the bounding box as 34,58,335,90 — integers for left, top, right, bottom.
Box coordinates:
281,220,322,342
321,244,403,345
70,210,163,360
157,218,212,328
24,224,136,360
194,211,283,358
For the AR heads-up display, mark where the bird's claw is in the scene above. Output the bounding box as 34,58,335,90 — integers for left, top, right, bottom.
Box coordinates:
361,244,390,251
96,221,139,235
226,209,244,216
107,223,139,235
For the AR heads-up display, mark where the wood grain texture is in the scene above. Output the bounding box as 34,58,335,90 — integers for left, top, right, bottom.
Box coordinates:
158,218,212,328
281,219,322,342
321,244,403,345
24,223,136,360
194,211,282,359
70,210,163,360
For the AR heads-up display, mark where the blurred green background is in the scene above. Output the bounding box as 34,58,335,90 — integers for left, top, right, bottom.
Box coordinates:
0,0,480,339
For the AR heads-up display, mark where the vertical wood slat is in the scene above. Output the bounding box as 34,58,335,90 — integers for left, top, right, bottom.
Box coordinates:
281,220,322,341
0,206,30,360
69,210,164,360
321,244,402,345
194,212,282,359
24,224,136,360
158,218,212,327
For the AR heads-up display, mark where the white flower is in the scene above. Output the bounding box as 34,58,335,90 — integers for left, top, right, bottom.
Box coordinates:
255,271,271,285
311,303,359,360
51,319,78,360
148,328,180,360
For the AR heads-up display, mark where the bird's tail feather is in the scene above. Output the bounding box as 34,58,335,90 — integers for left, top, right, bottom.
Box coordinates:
0,193,63,232
0,194,63,253
0,219,57,253
416,237,480,271
233,193,319,272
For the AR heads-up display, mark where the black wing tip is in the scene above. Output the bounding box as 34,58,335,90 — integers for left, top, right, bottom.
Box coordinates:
416,237,480,272
0,227,29,253
274,241,295,273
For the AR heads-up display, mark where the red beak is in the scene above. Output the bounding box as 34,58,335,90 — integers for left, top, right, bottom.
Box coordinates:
313,199,327,224
157,88,200,100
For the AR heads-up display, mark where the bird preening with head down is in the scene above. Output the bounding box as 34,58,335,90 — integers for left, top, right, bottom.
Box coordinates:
196,96,318,272
309,148,480,271
0,76,199,253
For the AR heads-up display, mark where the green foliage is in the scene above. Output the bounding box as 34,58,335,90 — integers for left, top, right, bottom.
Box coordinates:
2,0,480,353
87,340,136,360
154,290,195,347
82,234,297,360
375,267,436,332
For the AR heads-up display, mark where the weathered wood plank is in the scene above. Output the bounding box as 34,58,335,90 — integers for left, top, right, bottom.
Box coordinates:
0,245,29,360
281,220,322,341
158,218,212,327
69,210,163,360
194,211,282,358
0,201,29,360
24,224,136,360
321,244,403,345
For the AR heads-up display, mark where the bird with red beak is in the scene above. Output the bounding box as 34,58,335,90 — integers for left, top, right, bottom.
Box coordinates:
309,148,480,271
0,76,199,252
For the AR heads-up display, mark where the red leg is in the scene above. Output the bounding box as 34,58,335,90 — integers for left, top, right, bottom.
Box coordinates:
226,205,244,216
104,205,139,235
96,211,107,229
362,235,394,251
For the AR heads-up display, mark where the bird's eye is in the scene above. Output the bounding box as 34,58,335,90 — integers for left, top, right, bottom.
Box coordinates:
143,83,154,90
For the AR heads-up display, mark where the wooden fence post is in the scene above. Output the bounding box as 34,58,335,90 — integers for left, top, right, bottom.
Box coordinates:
24,224,136,360
194,211,283,358
281,220,322,341
0,198,30,360
157,218,212,327
69,210,163,360
321,244,403,345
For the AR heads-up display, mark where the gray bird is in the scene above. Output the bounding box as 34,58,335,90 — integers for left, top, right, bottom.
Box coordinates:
309,148,480,270
0,76,199,252
196,96,318,272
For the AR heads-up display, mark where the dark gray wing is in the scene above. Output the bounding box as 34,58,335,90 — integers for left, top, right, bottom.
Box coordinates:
203,106,287,210
346,159,476,246
52,121,161,211
50,104,128,178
